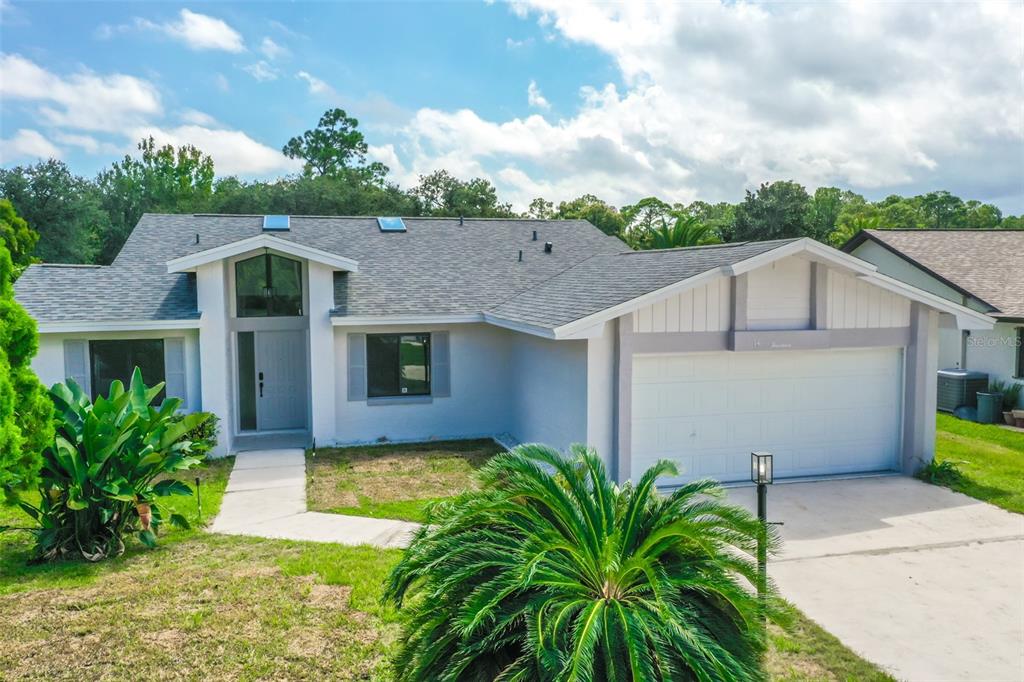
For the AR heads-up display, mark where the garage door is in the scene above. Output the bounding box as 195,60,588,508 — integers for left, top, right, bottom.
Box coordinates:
631,348,902,485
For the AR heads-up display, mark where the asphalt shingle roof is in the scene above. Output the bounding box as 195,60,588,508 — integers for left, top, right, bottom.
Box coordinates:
855,230,1024,318
489,239,797,329
14,213,799,331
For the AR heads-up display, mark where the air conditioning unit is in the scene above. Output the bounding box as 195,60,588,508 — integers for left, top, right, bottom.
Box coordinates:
937,369,988,413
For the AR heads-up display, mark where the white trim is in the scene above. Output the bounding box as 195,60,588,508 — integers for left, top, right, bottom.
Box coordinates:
38,319,202,333
551,267,730,339
167,234,359,273
331,313,483,327
856,271,995,329
482,313,558,339
726,238,878,277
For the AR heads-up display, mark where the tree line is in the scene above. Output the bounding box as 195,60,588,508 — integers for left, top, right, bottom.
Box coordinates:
1,108,1020,269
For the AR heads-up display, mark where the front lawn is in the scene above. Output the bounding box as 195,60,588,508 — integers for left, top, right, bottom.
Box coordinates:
306,439,504,522
932,413,1024,514
0,447,895,681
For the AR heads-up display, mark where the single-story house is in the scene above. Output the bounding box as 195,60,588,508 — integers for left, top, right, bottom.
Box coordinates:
843,229,1023,407
14,214,993,485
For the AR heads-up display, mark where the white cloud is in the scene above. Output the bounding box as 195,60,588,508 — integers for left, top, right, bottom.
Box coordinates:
179,109,219,126
130,124,301,175
244,60,278,82
101,9,245,53
259,36,288,60
0,129,62,162
0,53,162,132
526,80,550,110
213,73,231,92
385,1,1023,210
506,37,534,49
297,70,333,96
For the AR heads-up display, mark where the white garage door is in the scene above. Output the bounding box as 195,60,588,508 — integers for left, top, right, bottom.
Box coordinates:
631,348,902,485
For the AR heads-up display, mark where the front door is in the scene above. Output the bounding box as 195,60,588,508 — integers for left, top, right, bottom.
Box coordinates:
238,329,308,431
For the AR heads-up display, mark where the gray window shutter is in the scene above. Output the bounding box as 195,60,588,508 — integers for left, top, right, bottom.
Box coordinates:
431,331,450,398
63,340,90,395
164,338,187,408
347,333,367,401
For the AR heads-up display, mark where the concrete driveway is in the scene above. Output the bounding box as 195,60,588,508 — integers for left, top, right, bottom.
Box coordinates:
729,476,1024,682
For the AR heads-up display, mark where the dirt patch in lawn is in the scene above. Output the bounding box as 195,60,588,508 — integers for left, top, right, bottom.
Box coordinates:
306,439,504,521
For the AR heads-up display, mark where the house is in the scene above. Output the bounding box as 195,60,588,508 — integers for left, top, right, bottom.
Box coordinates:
843,229,1023,407
14,214,993,485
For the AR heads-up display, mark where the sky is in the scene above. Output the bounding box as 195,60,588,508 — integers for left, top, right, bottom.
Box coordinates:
1,0,1022,213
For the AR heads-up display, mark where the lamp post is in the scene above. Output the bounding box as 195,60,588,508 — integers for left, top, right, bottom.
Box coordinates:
750,451,773,608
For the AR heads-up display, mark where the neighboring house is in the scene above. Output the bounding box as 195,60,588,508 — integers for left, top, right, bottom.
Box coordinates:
844,229,1023,407
15,214,992,485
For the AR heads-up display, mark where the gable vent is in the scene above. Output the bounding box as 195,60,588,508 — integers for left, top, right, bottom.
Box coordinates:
377,217,407,232
263,215,290,231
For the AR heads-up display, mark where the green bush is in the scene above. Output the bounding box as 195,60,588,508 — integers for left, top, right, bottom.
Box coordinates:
8,367,209,563
917,459,964,487
173,411,220,456
989,379,1023,411
383,443,780,681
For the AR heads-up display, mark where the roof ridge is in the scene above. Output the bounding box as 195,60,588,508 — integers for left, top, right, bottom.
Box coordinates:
177,213,588,223
868,228,1024,233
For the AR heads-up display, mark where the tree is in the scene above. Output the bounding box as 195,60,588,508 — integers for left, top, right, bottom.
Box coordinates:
411,170,513,217
0,199,39,272
525,197,554,219
684,200,737,242
963,200,1002,229
808,187,849,241
621,196,674,237
875,195,924,230
920,191,967,229
282,108,387,180
0,240,53,497
0,160,106,263
732,181,812,242
384,444,777,680
554,193,626,237
640,213,720,250
95,137,215,263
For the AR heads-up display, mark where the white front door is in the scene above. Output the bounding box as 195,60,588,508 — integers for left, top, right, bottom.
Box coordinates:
256,329,308,431
630,348,903,485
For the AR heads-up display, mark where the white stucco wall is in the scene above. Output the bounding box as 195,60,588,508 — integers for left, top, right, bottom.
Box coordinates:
966,322,1024,407
307,261,337,444
507,331,589,452
31,329,202,411
333,323,517,444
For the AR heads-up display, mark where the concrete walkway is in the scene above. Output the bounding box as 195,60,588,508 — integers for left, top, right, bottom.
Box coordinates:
211,448,418,548
729,477,1024,682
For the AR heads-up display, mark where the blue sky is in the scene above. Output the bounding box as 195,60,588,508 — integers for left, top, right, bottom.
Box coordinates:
2,1,1022,213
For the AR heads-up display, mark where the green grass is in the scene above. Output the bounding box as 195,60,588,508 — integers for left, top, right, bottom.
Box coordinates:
306,439,504,522
1,448,893,680
932,413,1024,514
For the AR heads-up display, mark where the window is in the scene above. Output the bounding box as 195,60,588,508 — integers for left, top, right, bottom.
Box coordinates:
235,254,303,317
366,334,431,398
89,339,165,401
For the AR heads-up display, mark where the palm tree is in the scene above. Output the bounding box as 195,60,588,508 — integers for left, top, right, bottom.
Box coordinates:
383,444,779,681
638,213,721,250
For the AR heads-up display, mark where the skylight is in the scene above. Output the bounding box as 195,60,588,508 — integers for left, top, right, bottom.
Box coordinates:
377,217,407,232
263,215,290,231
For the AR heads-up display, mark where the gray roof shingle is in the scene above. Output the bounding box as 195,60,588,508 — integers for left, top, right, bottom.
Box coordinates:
14,213,798,332
488,239,796,329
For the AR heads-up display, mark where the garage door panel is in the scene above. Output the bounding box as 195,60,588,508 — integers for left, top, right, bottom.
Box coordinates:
631,349,902,484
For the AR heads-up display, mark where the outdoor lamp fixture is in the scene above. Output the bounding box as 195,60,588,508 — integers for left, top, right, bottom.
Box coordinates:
750,451,773,614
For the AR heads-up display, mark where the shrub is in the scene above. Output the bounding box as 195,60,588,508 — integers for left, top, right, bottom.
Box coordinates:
917,459,964,487
989,379,1023,411
173,411,220,456
9,367,209,563
383,443,779,681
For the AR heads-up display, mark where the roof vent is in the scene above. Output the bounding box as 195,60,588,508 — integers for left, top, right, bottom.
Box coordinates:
377,217,407,232
532,230,538,241
544,241,553,254
263,215,290,231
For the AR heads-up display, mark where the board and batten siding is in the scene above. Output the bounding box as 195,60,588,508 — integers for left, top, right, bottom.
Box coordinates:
828,269,911,329
746,256,812,330
632,277,731,333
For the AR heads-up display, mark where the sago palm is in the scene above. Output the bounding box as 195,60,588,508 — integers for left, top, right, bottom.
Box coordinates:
644,214,720,250
383,443,779,681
